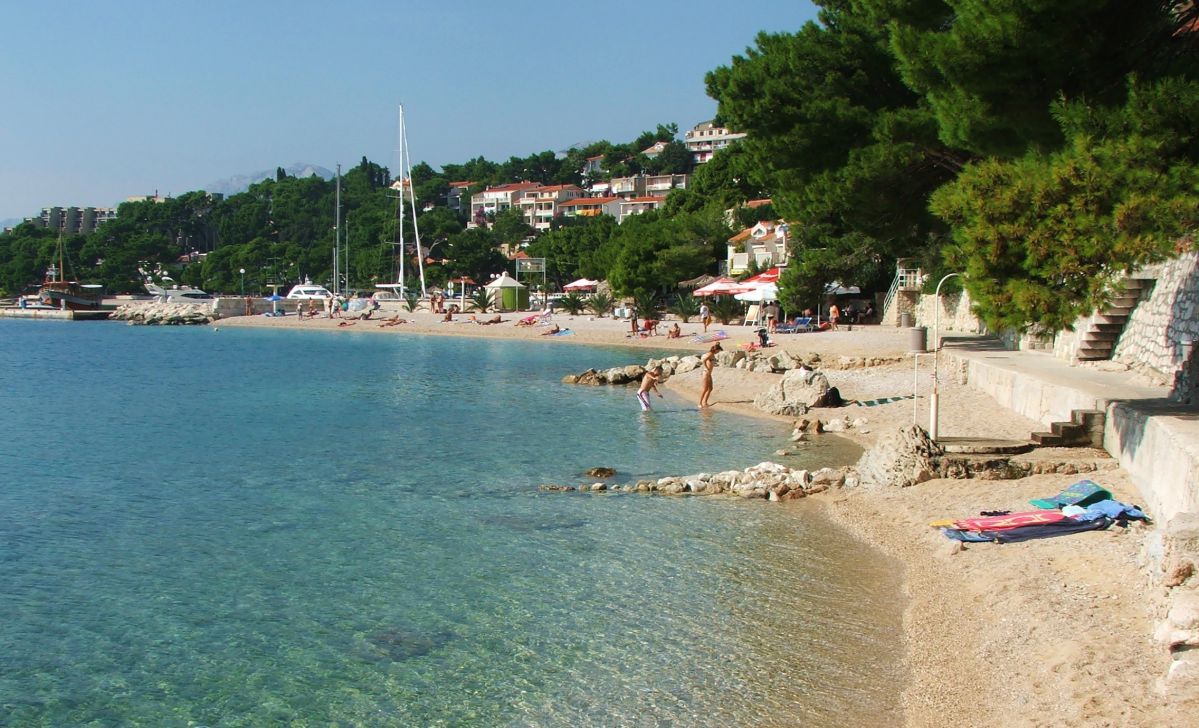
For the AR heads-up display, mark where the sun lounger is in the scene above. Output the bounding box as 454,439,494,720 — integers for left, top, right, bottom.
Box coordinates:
776,317,814,333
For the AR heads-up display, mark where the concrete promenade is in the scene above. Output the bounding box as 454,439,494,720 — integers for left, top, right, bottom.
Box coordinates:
942,337,1199,521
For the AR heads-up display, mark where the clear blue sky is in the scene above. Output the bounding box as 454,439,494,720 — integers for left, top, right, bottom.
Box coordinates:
0,1,818,222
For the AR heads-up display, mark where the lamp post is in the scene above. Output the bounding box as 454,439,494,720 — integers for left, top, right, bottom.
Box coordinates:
929,272,962,441
239,268,245,297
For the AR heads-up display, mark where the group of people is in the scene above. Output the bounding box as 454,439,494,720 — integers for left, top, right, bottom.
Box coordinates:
637,342,722,411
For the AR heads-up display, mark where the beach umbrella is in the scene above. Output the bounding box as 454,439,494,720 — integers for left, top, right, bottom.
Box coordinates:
734,282,778,302
743,267,781,284
692,277,753,297
264,292,284,314
563,278,599,291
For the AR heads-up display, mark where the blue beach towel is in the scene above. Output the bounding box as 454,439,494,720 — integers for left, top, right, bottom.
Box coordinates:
1029,479,1112,509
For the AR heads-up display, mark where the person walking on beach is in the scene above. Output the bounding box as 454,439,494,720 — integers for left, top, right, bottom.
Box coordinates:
700,302,712,333
699,342,721,408
828,303,840,331
637,366,664,411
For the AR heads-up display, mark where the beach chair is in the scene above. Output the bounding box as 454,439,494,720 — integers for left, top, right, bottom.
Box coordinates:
741,304,760,327
776,316,814,333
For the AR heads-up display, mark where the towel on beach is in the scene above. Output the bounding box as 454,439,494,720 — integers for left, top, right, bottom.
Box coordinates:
691,330,729,344
854,394,916,407
1029,480,1112,509
550,329,574,337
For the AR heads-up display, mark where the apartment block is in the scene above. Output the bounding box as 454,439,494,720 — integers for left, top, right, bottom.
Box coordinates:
684,121,747,164
34,206,118,235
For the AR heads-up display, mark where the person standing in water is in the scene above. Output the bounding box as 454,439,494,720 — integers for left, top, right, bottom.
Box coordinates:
636,366,664,411
699,343,721,408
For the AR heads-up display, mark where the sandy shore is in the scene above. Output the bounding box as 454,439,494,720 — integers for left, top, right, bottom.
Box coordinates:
216,308,1195,724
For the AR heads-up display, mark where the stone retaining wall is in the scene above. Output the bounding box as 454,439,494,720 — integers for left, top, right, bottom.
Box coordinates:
1112,254,1199,392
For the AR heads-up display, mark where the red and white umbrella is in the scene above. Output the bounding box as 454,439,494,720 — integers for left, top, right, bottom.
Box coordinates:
563,278,599,291
743,267,781,284
692,277,753,297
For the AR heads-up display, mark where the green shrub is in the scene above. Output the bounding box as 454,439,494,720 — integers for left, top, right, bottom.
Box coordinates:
710,296,743,325
588,292,613,317
668,293,700,322
559,292,587,315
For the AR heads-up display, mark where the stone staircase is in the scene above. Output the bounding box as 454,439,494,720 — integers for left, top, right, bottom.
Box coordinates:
1075,278,1153,361
1031,409,1106,448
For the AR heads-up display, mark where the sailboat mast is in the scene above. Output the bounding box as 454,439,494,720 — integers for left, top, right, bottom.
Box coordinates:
399,105,428,298
396,105,405,295
334,164,342,295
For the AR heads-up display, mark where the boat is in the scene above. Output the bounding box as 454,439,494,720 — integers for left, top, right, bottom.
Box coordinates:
285,282,334,299
145,281,214,302
38,233,104,310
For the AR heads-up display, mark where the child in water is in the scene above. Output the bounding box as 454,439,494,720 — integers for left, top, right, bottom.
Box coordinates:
637,366,664,411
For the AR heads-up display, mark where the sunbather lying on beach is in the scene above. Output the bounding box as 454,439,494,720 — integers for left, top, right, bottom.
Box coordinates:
541,324,561,335
377,316,408,327
338,321,356,327
472,314,504,325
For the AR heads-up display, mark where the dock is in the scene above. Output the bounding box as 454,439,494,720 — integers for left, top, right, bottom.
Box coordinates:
0,308,112,321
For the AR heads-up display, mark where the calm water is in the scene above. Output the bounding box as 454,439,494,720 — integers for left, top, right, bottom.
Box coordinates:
0,320,901,726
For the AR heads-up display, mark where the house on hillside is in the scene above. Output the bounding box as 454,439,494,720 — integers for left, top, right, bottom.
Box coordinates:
469,182,542,228
447,181,473,215
559,196,621,220
685,120,747,165
619,196,666,222
727,220,789,275
517,184,584,232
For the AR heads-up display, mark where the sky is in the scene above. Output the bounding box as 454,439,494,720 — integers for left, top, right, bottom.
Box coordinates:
0,1,819,222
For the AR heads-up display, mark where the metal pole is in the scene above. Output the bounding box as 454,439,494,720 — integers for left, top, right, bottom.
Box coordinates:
335,163,341,295
930,272,962,441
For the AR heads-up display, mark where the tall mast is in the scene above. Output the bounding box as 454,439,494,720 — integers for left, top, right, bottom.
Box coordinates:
334,163,342,295
395,105,405,294
399,105,428,298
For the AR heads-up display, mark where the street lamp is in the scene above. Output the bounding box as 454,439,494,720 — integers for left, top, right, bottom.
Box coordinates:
929,272,962,441
239,268,245,297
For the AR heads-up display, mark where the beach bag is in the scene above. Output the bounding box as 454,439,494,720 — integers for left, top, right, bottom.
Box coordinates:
1029,479,1112,509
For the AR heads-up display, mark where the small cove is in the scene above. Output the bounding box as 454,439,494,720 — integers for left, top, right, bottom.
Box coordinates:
0,320,901,725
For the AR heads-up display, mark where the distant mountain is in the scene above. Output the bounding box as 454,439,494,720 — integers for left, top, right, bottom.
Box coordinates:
1,217,22,230
202,163,334,196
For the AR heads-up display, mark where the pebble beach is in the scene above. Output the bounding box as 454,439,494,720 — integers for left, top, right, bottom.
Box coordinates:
213,306,1199,725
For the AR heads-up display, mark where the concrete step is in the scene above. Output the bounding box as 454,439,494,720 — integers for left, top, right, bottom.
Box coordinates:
1031,431,1063,447
1083,330,1120,343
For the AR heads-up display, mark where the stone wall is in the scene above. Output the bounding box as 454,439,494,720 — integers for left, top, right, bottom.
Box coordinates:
1112,254,1199,391
912,289,986,335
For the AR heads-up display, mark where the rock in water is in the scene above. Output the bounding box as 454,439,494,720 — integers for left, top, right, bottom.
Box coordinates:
585,467,616,478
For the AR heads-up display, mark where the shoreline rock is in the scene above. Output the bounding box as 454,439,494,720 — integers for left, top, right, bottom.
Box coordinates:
110,301,216,326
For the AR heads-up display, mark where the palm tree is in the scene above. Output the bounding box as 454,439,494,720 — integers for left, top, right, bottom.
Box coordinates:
668,293,700,322
588,292,614,317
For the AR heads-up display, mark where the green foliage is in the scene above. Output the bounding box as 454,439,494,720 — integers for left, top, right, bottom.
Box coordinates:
587,291,613,317
404,291,420,312
558,292,587,315
709,296,744,325
932,77,1199,332
444,228,506,283
607,211,726,298
885,0,1185,158
705,4,965,293
631,290,663,320
668,293,701,322
469,287,494,313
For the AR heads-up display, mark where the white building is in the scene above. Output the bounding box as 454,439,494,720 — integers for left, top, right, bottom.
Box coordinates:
684,121,746,165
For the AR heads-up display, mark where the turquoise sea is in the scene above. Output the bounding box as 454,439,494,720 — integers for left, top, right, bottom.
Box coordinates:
0,320,901,726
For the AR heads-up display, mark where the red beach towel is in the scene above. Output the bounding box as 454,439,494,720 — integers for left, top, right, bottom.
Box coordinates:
952,510,1070,532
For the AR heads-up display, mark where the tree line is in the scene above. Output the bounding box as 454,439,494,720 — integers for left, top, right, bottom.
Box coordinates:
3,1,1194,333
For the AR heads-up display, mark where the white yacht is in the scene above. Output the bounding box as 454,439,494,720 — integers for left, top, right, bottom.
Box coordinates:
145,282,214,302
286,283,334,300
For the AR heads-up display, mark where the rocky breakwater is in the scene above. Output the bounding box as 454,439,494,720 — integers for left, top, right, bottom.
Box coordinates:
109,300,217,326
540,461,853,501
562,349,903,387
